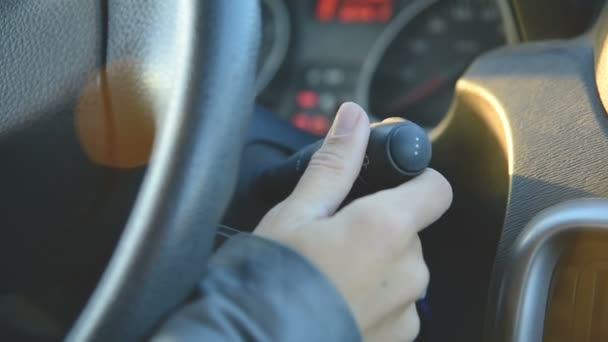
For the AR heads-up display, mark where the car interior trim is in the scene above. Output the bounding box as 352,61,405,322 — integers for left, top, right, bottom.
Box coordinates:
491,199,608,342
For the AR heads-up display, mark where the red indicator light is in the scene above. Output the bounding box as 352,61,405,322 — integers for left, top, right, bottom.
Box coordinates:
317,0,393,23
292,113,311,131
338,6,358,23
296,90,319,109
376,5,392,21
310,115,330,135
291,113,329,135
316,0,339,22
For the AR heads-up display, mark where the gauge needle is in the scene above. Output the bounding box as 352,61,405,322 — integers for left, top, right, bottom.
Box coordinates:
387,76,448,114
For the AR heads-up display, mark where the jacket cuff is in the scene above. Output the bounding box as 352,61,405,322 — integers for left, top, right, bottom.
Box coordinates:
207,234,361,341
154,233,361,342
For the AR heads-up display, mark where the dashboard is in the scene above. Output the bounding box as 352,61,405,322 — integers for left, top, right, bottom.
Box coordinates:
256,0,510,135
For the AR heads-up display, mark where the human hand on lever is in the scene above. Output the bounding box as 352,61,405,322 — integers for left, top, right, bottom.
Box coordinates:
255,102,453,341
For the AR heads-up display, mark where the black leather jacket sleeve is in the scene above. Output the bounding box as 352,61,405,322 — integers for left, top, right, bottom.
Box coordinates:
151,234,361,342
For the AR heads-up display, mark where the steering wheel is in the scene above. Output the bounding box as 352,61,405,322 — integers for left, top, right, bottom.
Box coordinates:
0,1,260,341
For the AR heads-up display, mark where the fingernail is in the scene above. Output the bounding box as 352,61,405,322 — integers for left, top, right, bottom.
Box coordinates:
331,102,362,136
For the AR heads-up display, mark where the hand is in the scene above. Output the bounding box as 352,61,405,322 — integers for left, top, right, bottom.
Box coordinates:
254,102,452,341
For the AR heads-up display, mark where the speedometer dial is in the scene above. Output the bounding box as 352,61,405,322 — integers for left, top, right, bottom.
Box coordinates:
358,0,506,129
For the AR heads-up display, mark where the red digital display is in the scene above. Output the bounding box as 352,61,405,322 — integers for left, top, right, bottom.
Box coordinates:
316,0,393,23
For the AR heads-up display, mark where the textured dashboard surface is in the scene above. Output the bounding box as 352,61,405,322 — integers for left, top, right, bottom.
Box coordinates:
0,3,109,335
460,37,608,339
0,0,101,135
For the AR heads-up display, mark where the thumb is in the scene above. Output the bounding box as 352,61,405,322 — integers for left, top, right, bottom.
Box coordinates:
286,102,370,218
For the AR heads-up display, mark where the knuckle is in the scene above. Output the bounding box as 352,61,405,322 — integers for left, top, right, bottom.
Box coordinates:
406,235,423,254
417,262,430,292
406,248,430,294
397,256,429,302
400,307,421,342
426,168,453,203
438,175,453,203
409,267,429,299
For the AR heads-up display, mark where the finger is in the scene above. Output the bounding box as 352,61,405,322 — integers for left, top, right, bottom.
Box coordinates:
285,102,370,218
337,168,452,234
357,239,428,327
364,304,420,342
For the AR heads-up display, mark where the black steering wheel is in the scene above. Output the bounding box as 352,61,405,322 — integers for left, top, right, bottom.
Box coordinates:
0,1,260,341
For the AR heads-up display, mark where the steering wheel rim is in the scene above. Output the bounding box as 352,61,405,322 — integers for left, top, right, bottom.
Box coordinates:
1,0,260,340
68,1,260,341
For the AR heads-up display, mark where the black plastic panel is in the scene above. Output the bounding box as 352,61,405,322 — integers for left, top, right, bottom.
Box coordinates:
463,38,608,340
